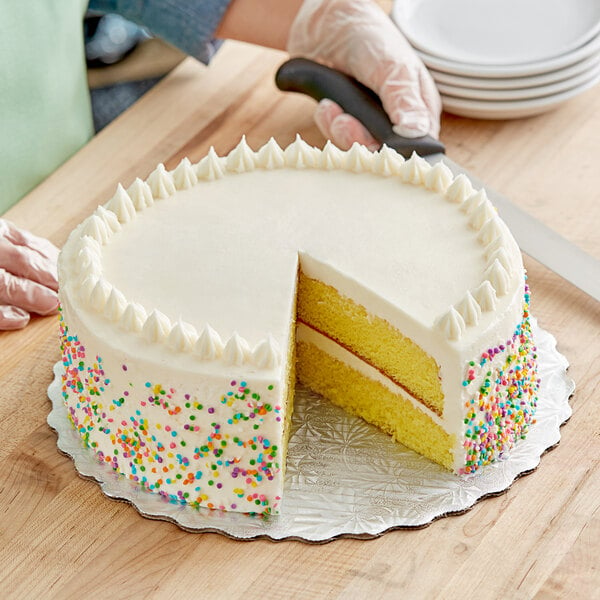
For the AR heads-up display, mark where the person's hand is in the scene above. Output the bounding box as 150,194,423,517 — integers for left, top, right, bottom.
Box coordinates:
0,219,60,330
287,0,442,150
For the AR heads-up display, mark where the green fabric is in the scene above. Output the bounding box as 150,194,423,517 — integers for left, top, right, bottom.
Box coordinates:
0,0,93,214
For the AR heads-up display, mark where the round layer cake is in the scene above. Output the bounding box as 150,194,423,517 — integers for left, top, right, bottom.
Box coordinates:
58,136,539,514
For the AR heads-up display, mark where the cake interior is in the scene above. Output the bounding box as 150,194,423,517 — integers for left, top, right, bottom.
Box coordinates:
293,256,455,471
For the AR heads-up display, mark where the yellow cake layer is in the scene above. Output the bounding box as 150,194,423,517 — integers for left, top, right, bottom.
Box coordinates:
297,271,444,415
296,339,455,471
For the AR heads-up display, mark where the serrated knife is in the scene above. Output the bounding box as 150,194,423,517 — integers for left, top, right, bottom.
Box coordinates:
276,58,600,303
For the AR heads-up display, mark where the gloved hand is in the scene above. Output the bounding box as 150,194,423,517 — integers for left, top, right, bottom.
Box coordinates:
287,0,441,150
0,219,60,330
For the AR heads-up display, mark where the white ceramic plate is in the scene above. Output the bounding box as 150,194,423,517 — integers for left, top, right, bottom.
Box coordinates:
437,61,600,102
418,30,600,78
393,0,600,66
430,52,600,91
441,69,600,119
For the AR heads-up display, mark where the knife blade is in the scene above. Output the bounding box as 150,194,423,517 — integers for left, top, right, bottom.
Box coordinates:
276,58,600,302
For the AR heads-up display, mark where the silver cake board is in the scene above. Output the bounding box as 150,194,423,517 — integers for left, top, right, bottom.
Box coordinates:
47,318,573,542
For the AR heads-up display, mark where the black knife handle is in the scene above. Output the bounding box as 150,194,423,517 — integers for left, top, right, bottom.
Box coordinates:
275,58,445,158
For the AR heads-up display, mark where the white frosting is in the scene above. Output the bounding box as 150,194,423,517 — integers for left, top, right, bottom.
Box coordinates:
399,152,431,184
424,161,453,193
95,205,121,234
319,140,345,170
120,302,147,333
435,306,466,341
253,335,281,369
226,135,256,173
142,309,171,343
373,144,404,176
146,164,176,199
90,278,112,312
194,324,224,360
468,198,496,230
104,287,127,321
172,158,198,190
257,138,285,169
345,143,372,173
473,280,498,311
455,291,482,327
127,178,154,210
167,319,198,352
283,135,319,168
445,173,474,204
105,184,136,223
81,215,111,245
196,147,225,180
223,332,251,365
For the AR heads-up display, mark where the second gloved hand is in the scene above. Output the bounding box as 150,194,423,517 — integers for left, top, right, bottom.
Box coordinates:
0,219,60,330
287,0,441,149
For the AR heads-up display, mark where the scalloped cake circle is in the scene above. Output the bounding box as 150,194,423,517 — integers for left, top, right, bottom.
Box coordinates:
58,136,539,514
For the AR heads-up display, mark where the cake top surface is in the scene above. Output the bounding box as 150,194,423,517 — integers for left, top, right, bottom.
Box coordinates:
59,137,524,374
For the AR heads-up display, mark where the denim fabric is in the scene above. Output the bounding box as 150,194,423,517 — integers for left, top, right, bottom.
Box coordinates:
88,0,232,63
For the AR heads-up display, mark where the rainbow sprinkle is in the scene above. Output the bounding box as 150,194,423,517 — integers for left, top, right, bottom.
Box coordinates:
459,283,539,474
59,314,283,514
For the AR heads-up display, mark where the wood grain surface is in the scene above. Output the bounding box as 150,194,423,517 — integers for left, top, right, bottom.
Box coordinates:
1,41,599,599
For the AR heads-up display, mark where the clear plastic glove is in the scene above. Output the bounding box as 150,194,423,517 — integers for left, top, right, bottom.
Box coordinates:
0,219,60,331
287,0,442,149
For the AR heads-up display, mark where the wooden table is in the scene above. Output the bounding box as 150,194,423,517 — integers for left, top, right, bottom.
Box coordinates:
2,41,599,599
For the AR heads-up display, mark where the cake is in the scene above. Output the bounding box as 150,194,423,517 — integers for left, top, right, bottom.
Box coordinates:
58,136,539,515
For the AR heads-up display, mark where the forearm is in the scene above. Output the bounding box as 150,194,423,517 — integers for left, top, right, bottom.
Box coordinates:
215,0,304,50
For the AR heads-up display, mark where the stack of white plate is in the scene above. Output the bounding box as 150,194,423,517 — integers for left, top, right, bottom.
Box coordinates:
392,0,600,119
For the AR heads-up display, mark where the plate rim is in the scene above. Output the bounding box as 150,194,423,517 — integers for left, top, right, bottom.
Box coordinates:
429,52,600,90
436,60,600,102
392,0,600,68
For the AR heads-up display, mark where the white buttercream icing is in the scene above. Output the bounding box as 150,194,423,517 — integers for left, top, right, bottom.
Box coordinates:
257,138,285,169
223,332,251,365
142,309,172,343
461,189,486,215
95,205,121,234
473,280,498,311
468,198,496,231
455,291,482,327
104,287,128,321
253,335,280,369
172,158,198,190
424,161,453,193
485,259,510,296
445,173,474,204
226,136,257,173
194,324,225,360
78,273,99,302
120,302,147,333
373,145,404,176
90,278,112,312
81,215,111,245
196,147,225,180
435,307,466,341
167,319,198,352
399,152,430,185
147,164,176,200
106,184,136,223
487,247,512,272
283,135,318,168
127,177,154,210
319,140,345,170
478,217,503,245
345,142,372,173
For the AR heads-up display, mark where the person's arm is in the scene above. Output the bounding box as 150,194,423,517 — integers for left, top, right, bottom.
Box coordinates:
215,0,304,50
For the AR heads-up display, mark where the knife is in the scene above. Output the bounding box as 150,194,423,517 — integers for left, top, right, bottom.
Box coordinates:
276,58,600,303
